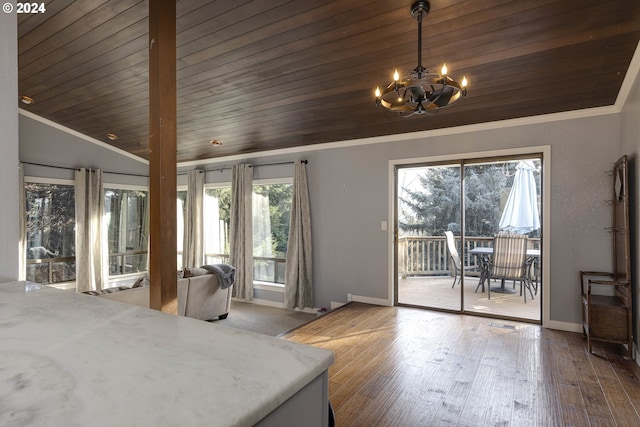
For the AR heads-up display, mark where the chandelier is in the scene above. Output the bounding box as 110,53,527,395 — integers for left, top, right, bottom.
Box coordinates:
375,1,467,117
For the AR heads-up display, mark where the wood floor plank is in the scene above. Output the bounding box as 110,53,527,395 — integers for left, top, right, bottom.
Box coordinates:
281,303,640,427
546,330,592,426
485,328,518,425
589,342,640,427
457,362,498,426
565,331,615,425
511,325,542,426
602,342,640,398
432,327,490,424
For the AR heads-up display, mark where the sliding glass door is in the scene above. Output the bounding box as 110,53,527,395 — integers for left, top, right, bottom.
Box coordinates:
462,158,541,321
396,155,542,323
396,163,462,311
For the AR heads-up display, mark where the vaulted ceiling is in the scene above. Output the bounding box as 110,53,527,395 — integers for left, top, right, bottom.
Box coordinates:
17,0,640,163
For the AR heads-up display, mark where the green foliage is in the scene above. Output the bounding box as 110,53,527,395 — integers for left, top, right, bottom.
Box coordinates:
399,163,516,237
400,167,461,235
206,184,292,257
253,184,292,257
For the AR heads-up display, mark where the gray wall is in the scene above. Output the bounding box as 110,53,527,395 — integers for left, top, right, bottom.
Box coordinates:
20,84,635,330
620,67,640,352
19,113,148,186
0,10,19,282
310,116,617,324
178,114,619,326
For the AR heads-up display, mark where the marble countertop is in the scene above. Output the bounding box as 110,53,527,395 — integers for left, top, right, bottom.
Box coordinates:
0,281,333,426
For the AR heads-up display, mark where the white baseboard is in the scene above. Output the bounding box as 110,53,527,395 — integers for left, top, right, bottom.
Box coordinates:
330,301,346,310
47,282,76,291
234,297,284,309
546,320,582,333
234,297,318,314
352,294,393,307
253,282,284,293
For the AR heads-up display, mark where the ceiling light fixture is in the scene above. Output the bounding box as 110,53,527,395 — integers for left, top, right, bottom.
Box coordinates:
210,139,222,146
20,95,34,105
106,133,119,141
374,1,467,117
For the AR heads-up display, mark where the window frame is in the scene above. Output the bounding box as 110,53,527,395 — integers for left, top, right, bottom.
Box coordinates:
201,177,293,288
203,182,232,266
24,176,76,288
251,177,293,287
103,182,150,279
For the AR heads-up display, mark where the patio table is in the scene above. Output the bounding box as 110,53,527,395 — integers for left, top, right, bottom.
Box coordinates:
469,246,540,294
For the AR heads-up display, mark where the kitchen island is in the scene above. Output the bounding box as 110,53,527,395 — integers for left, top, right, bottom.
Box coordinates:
0,281,333,426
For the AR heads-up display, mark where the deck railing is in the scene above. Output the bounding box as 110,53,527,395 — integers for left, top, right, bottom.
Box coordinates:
398,235,540,277
26,256,76,284
30,238,539,285
109,250,148,275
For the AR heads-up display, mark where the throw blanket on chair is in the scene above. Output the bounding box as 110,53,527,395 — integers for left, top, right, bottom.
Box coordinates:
201,264,236,289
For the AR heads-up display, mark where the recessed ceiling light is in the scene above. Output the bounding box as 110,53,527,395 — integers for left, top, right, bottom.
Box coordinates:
20,95,34,105
106,133,119,141
210,139,222,146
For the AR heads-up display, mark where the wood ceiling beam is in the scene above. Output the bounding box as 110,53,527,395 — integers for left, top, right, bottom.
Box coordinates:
148,0,177,313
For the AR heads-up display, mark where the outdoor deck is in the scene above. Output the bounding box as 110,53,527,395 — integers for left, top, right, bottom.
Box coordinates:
398,275,540,322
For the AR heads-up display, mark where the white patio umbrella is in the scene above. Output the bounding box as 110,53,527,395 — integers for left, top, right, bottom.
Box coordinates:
499,160,540,234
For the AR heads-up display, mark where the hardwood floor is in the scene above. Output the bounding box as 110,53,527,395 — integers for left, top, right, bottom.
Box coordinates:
282,303,640,426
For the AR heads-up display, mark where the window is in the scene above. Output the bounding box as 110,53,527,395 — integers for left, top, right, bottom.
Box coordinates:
252,180,292,284
176,189,187,267
180,179,293,285
104,187,149,276
24,180,76,284
204,186,231,265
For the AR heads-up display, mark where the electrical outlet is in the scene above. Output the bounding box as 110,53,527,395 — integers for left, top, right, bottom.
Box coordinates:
347,293,352,302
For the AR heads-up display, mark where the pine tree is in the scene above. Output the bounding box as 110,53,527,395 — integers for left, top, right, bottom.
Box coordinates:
399,165,512,237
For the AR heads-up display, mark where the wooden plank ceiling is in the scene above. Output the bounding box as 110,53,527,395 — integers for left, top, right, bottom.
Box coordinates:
17,0,640,163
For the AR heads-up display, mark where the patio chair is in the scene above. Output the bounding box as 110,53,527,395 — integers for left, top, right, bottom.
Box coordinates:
444,231,478,287
489,232,534,302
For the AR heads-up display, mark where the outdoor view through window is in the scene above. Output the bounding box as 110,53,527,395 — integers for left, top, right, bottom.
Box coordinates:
25,180,293,286
25,182,76,284
397,157,542,321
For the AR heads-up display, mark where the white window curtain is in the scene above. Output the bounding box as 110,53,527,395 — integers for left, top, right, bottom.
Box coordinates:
75,168,108,292
18,163,26,281
183,170,204,269
230,164,253,301
284,160,313,309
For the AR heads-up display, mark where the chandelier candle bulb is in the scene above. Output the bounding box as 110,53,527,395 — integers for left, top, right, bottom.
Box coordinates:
441,64,447,76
